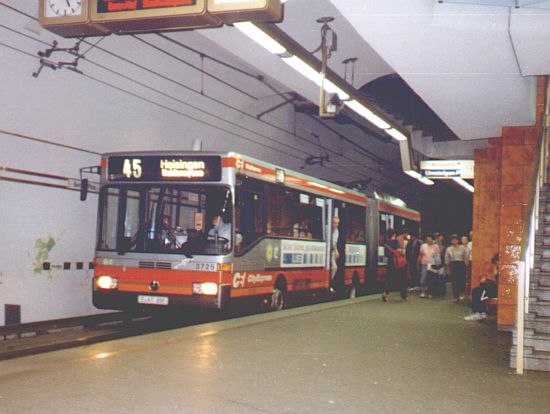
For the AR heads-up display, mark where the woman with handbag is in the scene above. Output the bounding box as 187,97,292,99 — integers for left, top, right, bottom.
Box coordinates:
382,228,408,302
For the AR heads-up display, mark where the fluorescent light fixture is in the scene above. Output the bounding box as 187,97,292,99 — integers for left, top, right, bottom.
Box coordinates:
234,22,287,55
453,177,474,192
404,170,422,179
344,100,391,129
385,128,408,141
282,56,350,100
234,24,402,136
404,169,434,185
282,55,322,85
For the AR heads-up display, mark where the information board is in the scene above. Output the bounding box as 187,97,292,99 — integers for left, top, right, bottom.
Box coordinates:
420,160,475,179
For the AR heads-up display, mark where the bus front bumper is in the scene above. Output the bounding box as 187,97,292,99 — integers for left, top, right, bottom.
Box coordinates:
92,285,231,311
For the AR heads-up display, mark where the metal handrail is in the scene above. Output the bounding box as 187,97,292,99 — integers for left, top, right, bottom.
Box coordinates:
515,77,550,374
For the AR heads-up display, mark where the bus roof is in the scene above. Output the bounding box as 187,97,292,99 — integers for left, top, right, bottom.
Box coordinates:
377,199,421,222
227,152,368,205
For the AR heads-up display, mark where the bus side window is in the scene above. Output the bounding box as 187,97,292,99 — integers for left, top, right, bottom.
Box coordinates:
345,204,366,243
236,177,265,253
265,184,289,237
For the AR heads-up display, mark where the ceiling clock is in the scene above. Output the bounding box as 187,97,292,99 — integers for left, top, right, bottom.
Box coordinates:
44,0,82,17
39,0,110,37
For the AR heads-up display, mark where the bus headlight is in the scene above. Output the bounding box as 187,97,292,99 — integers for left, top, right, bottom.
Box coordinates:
96,276,119,290
192,282,218,296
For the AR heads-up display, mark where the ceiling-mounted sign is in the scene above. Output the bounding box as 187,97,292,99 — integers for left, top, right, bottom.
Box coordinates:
39,0,283,37
91,0,222,33
420,160,475,179
207,0,282,24
38,0,110,37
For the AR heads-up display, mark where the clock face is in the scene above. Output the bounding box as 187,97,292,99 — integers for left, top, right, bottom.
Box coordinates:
45,0,82,18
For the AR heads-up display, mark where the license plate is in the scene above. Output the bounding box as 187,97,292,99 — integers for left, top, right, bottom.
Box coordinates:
138,295,169,306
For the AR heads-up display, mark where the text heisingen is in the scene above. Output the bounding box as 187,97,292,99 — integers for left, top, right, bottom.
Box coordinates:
161,159,206,178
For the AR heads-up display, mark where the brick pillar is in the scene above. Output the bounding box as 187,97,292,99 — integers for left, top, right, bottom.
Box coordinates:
471,75,546,330
471,139,502,291
497,127,539,327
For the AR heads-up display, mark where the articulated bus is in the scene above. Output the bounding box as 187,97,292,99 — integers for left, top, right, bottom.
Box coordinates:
91,151,420,312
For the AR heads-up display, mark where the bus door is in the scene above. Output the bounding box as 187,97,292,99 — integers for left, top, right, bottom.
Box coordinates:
326,200,344,289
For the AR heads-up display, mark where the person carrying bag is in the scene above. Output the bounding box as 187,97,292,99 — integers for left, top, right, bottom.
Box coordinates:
427,252,446,297
385,244,407,269
382,229,408,302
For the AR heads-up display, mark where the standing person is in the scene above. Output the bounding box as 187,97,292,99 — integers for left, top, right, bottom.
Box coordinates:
435,232,447,259
427,248,446,297
445,234,469,303
435,232,447,280
418,234,441,298
406,233,421,288
330,216,340,292
383,228,407,302
397,227,410,252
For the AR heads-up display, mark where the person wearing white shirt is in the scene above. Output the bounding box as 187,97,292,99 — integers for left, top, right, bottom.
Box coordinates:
330,216,340,291
208,215,232,249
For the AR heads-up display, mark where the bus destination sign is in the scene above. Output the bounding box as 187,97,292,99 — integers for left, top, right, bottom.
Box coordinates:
107,155,222,182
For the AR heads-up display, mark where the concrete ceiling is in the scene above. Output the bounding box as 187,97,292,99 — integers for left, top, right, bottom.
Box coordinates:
202,0,550,143
3,0,548,202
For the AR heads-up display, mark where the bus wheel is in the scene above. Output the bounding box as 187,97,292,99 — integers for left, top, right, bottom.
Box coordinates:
271,287,286,310
271,277,286,310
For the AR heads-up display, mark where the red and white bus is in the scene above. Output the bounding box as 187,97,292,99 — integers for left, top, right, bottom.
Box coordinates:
90,151,418,311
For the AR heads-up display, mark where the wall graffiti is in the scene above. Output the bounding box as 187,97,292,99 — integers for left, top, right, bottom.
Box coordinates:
33,236,56,274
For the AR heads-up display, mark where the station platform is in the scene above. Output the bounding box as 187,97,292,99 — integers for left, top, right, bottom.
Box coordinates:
2,293,550,413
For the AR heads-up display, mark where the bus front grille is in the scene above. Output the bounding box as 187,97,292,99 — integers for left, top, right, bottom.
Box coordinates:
138,261,172,270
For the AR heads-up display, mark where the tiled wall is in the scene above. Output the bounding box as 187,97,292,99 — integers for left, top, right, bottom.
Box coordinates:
472,76,546,330
472,139,501,292
497,127,539,327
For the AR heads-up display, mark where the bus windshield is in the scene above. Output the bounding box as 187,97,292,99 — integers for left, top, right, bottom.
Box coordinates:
97,185,233,256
